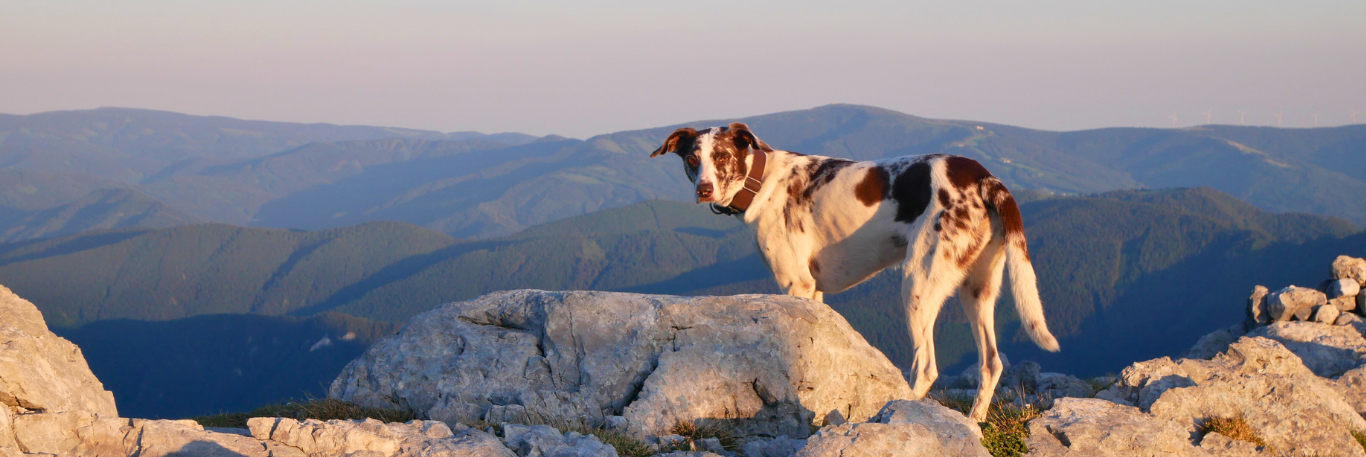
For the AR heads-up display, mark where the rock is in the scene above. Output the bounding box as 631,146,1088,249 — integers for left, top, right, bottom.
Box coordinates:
248,416,515,457
1180,324,1246,360
1246,321,1366,377
1313,304,1341,324
1338,313,1363,326
1094,357,1197,409
998,360,1040,394
655,452,725,457
741,436,806,457
331,290,913,438
1197,431,1272,456
0,285,116,416
794,399,989,457
12,411,285,457
501,424,618,457
1360,292,1366,314
1266,286,1326,321
957,353,1011,388
1332,295,1359,312
1333,365,1366,415
1141,337,1366,456
1331,278,1362,299
1037,373,1095,399
1024,398,1210,457
1246,285,1270,326
1333,255,1366,285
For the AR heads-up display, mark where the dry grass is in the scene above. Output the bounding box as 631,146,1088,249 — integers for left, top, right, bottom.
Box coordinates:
657,419,739,453
192,398,415,429
1197,415,1267,448
929,390,1044,457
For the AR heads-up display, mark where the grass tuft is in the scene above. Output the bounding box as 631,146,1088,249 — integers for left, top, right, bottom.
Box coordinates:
1352,429,1366,452
1197,415,1267,448
658,419,739,453
192,398,415,429
929,390,1043,457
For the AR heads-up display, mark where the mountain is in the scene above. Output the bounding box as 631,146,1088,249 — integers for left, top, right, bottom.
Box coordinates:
54,312,399,419
0,107,540,228
6,188,1360,376
0,188,201,243
5,105,1365,244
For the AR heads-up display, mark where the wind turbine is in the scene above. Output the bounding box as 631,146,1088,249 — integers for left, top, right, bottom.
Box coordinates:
1204,109,1213,125
1312,112,1321,127
1238,110,1247,125
1169,112,1178,128
1275,112,1285,128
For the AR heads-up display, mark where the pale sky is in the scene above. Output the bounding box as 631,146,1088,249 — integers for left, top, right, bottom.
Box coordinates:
2,1,1363,137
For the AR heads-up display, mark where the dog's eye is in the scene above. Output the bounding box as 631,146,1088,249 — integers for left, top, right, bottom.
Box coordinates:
716,155,729,164
686,155,699,166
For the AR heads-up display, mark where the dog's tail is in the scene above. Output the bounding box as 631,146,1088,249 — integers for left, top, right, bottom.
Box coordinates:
983,178,1060,352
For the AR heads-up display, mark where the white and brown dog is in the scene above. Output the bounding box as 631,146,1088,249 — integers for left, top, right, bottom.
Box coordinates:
651,123,1059,420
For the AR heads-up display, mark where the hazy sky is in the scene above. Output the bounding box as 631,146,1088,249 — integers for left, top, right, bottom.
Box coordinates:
2,1,1363,137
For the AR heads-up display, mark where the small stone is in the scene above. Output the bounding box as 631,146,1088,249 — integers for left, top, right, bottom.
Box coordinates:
1267,286,1326,321
1331,279,1361,298
1313,305,1340,324
1331,296,1357,312
1248,285,1271,325
998,360,1041,394
1335,313,1362,326
1332,255,1366,285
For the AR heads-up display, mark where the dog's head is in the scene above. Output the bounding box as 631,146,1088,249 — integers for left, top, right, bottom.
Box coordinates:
650,122,770,205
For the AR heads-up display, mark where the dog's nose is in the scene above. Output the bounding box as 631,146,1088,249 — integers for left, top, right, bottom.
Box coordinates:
696,182,714,201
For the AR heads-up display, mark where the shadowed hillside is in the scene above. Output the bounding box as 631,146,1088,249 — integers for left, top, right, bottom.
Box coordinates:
54,312,399,419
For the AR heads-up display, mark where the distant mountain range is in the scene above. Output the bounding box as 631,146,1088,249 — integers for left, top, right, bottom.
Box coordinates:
14,189,1361,377
2,105,1364,242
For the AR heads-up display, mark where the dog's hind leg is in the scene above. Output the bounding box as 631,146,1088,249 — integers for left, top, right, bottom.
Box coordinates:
959,239,1007,421
902,232,968,399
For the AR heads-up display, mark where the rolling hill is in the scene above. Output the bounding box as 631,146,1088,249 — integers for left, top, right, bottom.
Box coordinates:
3,105,1365,244
7,188,1360,375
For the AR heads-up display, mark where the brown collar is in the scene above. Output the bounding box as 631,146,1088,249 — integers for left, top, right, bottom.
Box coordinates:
711,149,766,215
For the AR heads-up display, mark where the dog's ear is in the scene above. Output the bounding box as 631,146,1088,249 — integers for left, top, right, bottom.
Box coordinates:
728,122,769,152
650,128,698,158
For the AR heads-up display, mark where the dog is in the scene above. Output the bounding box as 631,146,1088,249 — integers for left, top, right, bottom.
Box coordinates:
650,122,1059,421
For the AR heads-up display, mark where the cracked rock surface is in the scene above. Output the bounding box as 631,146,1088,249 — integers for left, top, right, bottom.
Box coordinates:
0,285,116,418
330,290,913,438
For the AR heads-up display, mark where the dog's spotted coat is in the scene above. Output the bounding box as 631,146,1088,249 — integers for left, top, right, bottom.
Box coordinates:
652,123,1060,421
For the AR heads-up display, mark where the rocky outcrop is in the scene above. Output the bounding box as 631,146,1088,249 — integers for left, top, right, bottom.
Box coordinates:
247,417,517,457
12,411,302,457
330,290,914,438
0,285,116,417
795,399,988,457
1099,337,1366,456
1024,397,1267,457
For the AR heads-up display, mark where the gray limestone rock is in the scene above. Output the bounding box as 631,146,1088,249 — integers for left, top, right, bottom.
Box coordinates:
13,411,285,457
330,290,913,438
1331,278,1362,299
501,424,617,457
1313,304,1341,324
1180,324,1246,360
998,360,1041,394
1338,313,1364,326
1024,398,1210,457
1333,255,1366,285
741,436,806,457
1246,321,1366,377
1037,373,1095,399
1145,337,1366,456
794,399,988,457
1247,285,1270,326
1333,364,1366,415
0,286,116,416
1267,286,1326,321
247,416,514,457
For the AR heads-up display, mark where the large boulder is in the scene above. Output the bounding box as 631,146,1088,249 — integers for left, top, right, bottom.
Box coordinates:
0,285,116,416
794,399,988,457
1099,337,1366,456
1244,321,1366,377
330,290,913,438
